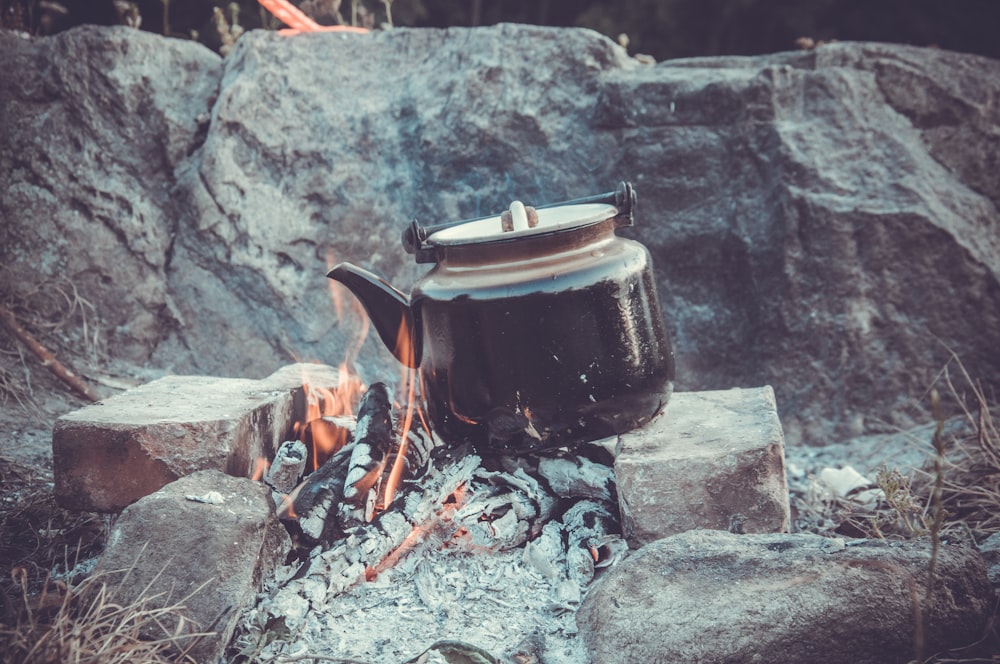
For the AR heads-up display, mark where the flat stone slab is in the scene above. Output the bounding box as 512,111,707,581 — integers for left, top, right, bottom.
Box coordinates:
93,469,289,663
615,386,790,547
578,530,994,664
53,363,341,512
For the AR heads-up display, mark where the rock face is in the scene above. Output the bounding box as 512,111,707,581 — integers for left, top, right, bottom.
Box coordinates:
577,530,994,664
2,25,999,442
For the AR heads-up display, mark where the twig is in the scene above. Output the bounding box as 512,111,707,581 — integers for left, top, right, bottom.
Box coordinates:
918,389,948,664
0,304,100,402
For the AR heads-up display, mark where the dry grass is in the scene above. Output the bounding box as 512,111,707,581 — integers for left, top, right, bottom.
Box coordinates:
0,459,105,597
800,355,1000,548
0,275,105,415
0,458,213,662
919,359,1000,544
0,569,205,663
0,362,41,417
2,276,103,362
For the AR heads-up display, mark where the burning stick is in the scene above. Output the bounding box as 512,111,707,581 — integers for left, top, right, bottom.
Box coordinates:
257,0,369,35
0,303,100,402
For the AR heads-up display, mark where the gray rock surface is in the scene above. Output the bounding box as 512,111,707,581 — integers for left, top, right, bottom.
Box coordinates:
616,386,789,546
978,532,1000,585
93,469,288,663
2,25,999,444
577,530,994,664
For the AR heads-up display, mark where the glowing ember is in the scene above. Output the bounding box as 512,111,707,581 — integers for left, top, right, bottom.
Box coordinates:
368,483,468,579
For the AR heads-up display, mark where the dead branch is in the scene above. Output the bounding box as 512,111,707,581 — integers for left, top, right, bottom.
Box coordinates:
0,304,100,402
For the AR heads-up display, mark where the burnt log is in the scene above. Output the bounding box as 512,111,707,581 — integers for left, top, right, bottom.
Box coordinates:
339,382,395,527
288,453,482,599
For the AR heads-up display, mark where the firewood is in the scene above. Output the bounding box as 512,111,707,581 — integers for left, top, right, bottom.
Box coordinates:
293,453,482,598
265,440,308,494
288,439,356,546
339,382,395,527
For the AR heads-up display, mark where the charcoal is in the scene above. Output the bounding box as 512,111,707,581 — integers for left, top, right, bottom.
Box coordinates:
561,499,624,587
286,453,482,598
537,451,615,501
366,420,440,518
289,440,355,545
484,406,541,450
455,466,558,550
400,426,437,481
265,440,308,494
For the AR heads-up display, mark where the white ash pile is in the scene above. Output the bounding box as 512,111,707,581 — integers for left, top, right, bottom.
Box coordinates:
235,382,626,663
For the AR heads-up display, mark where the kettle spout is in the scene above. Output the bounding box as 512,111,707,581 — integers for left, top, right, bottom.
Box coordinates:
326,263,421,369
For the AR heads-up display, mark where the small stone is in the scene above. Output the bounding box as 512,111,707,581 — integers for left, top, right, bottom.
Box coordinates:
92,470,289,663
185,490,226,504
615,387,790,546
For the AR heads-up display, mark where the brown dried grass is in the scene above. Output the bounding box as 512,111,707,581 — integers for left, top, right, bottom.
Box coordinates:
916,355,1000,544
0,459,104,596
0,274,104,414
0,569,205,664
0,457,212,662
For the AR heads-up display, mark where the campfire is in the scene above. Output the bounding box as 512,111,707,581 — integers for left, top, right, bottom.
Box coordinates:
235,272,630,660
47,184,695,661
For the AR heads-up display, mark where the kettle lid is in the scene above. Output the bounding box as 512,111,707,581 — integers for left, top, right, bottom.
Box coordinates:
403,181,636,264
427,202,617,246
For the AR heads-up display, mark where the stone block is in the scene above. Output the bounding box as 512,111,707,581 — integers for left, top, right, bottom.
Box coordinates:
53,363,341,512
615,386,789,547
93,470,289,663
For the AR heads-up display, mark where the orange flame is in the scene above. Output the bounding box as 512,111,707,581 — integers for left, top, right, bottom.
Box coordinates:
250,457,269,482
292,249,370,469
297,374,364,469
377,316,420,511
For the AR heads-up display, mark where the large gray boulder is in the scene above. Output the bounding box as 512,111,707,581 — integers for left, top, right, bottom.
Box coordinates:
0,27,220,365
1,25,998,443
577,530,994,664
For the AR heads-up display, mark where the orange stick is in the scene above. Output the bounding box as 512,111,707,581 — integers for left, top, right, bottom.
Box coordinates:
258,0,369,34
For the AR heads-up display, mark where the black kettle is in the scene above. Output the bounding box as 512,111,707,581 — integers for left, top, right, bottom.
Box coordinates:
328,182,674,452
